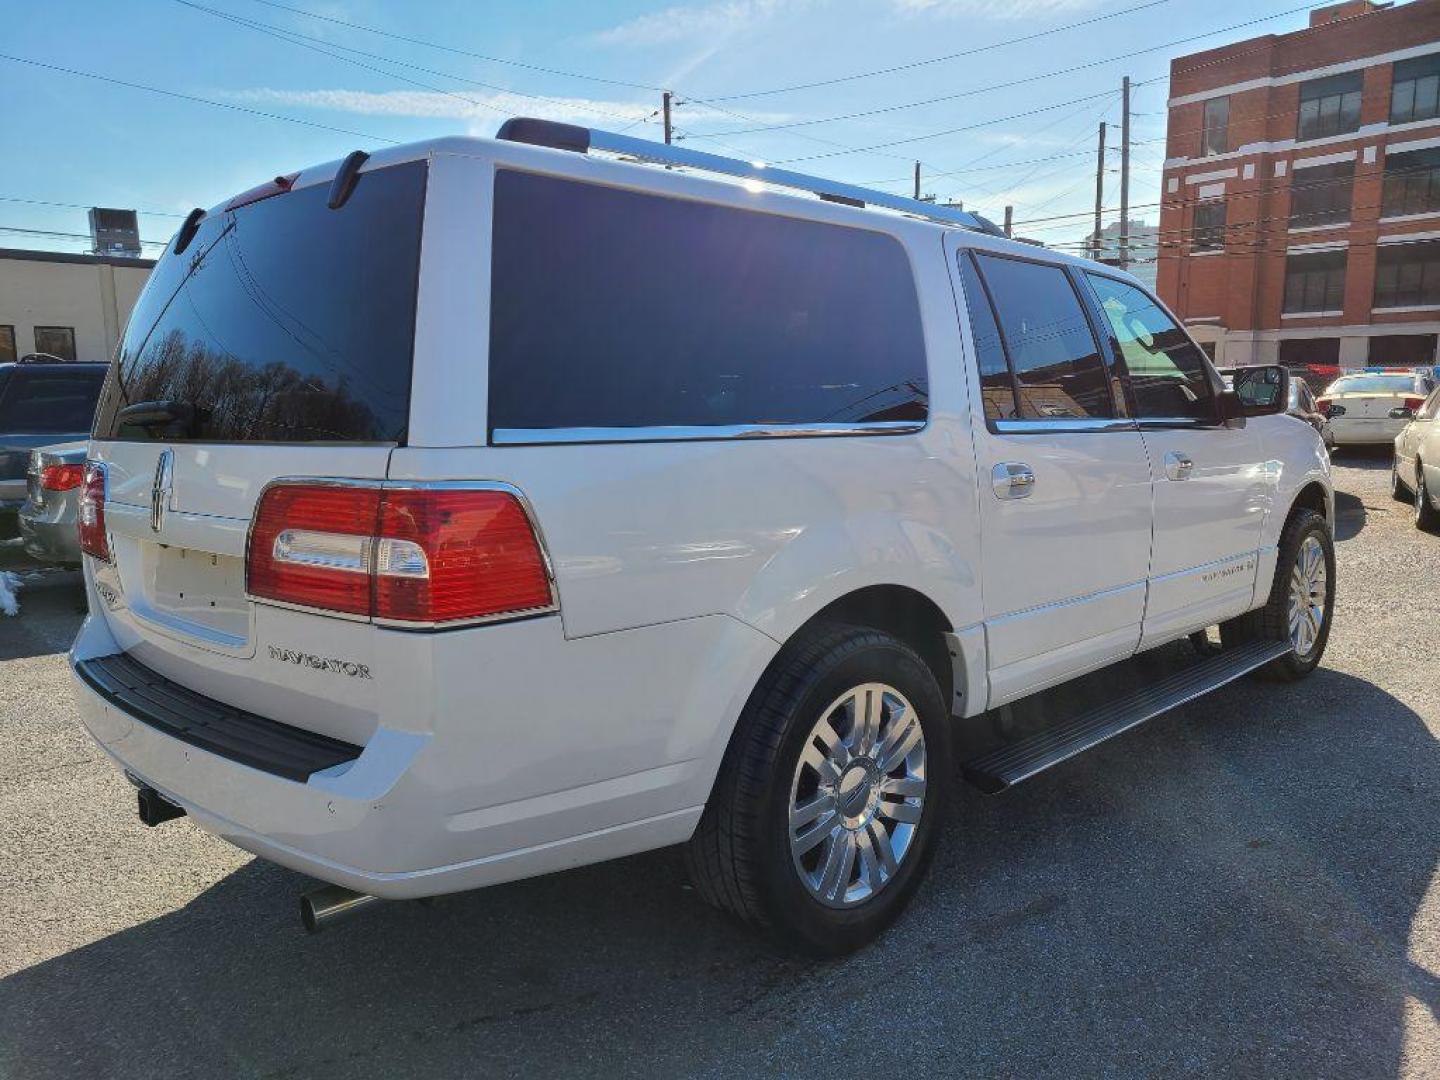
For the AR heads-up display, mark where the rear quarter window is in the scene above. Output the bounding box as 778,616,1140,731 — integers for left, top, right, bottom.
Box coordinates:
487,171,928,437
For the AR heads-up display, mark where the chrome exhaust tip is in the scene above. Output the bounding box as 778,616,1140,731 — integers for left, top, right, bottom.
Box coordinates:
300,884,379,933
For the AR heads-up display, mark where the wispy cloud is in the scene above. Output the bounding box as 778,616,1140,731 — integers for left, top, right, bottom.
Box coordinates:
892,0,1106,18
589,0,804,47
226,88,789,133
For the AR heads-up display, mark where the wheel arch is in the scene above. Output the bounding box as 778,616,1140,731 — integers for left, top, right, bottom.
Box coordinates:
1288,479,1332,530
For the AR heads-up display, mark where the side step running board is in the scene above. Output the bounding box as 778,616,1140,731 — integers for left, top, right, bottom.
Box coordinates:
962,639,1292,793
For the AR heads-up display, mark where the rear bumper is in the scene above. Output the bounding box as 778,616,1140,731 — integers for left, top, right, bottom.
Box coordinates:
18,503,80,565
1330,417,1408,445
69,599,775,898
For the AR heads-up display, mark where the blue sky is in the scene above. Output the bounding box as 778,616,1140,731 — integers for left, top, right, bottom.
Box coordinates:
3,0,1316,255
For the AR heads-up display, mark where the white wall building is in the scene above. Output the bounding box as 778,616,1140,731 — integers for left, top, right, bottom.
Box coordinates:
0,248,154,365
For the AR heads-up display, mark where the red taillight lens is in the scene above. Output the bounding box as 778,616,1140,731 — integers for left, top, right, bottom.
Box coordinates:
1403,396,1425,412
77,462,110,561
247,485,382,616
40,463,85,491
246,484,553,626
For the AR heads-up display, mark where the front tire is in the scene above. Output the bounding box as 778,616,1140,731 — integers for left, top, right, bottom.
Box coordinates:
1221,509,1335,681
685,622,950,956
1416,464,1440,533
1391,459,1410,502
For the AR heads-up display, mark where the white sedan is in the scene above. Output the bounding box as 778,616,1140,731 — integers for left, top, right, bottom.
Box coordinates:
1392,384,1440,531
1320,371,1436,447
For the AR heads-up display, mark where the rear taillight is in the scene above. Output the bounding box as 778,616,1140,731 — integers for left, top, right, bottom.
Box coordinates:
246,483,554,626
1403,396,1425,412
39,463,85,491
77,462,110,562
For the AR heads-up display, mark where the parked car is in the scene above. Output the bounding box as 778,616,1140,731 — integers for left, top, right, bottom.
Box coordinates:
18,441,88,565
1318,369,1437,447
69,121,1334,955
0,359,109,551
1219,366,1334,449
1391,383,1440,531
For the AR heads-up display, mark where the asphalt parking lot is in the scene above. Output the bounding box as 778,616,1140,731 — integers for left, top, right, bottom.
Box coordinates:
0,451,1436,1079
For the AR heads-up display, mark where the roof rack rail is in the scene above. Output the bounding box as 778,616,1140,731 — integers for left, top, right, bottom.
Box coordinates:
495,117,1005,237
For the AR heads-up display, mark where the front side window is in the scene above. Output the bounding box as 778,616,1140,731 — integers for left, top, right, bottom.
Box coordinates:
1297,72,1363,141
1392,53,1440,125
0,325,15,363
0,368,106,434
1381,147,1440,218
1085,274,1214,419
1374,240,1440,309
971,253,1116,421
1201,97,1229,156
33,326,76,362
1193,201,1227,251
1283,250,1347,314
1289,161,1354,228
488,171,928,434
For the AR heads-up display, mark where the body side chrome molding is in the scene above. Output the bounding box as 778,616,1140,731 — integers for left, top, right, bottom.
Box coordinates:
490,421,925,446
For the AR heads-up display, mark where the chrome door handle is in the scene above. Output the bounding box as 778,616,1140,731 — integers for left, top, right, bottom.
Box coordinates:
1164,451,1194,481
992,462,1035,500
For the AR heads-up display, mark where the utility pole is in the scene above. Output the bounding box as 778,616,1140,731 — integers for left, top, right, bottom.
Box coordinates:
1119,76,1131,271
913,161,921,201
1092,121,1107,262
1003,205,1013,238
663,91,673,145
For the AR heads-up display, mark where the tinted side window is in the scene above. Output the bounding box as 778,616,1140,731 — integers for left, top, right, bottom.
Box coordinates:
0,369,105,433
488,171,928,433
956,253,1016,420
972,253,1114,420
1085,274,1214,419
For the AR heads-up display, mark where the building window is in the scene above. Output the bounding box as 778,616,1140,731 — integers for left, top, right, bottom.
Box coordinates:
1283,250,1347,314
1381,147,1440,218
0,325,15,363
1200,97,1229,156
1297,72,1363,141
1193,201,1226,251
1369,333,1438,366
1391,53,1440,126
1289,161,1353,228
33,326,76,362
1374,240,1440,309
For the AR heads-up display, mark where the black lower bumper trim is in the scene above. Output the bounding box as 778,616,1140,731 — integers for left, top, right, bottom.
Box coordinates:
76,652,363,782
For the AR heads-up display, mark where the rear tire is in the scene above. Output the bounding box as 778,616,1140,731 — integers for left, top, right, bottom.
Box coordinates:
1221,509,1334,682
1417,464,1440,533
685,621,950,956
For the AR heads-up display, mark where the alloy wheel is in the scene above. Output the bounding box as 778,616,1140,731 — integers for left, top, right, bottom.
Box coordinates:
787,683,926,908
1287,535,1327,658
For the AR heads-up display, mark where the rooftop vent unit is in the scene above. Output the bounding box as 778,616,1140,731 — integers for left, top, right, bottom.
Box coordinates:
88,207,141,258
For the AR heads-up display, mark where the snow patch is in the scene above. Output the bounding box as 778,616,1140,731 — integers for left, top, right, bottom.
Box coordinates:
0,570,20,616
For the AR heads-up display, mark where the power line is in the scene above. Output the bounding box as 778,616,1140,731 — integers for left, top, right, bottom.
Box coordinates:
0,195,188,218
0,224,167,248
691,0,1178,102
690,4,1323,141
0,52,400,144
244,0,665,92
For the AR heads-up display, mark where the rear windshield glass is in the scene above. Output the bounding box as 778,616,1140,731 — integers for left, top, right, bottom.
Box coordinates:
94,161,426,443
1324,375,1419,395
488,170,928,435
0,368,106,434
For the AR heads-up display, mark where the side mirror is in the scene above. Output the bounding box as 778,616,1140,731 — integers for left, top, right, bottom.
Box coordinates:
1216,364,1289,421
1388,406,1415,420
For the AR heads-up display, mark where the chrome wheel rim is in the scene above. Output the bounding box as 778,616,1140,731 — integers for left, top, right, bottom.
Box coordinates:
1287,535,1327,658
788,683,926,909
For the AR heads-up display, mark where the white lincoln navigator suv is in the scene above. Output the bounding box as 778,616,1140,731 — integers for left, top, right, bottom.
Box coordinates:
70,120,1335,955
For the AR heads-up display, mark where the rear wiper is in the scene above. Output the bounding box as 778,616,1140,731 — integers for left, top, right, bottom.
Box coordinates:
116,400,200,437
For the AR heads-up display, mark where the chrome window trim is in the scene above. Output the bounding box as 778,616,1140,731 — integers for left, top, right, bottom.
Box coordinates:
243,477,560,629
991,418,1138,434
490,421,925,446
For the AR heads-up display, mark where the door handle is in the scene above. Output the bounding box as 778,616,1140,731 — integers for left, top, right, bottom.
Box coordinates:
992,462,1035,500
1164,451,1194,481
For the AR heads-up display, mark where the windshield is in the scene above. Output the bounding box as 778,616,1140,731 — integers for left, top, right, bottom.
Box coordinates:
93,160,426,443
1323,374,1419,395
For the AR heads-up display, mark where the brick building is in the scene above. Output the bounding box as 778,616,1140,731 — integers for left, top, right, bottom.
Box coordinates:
1157,0,1440,375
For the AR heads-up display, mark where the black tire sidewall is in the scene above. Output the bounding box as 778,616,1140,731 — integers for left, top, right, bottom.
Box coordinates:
752,635,949,956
